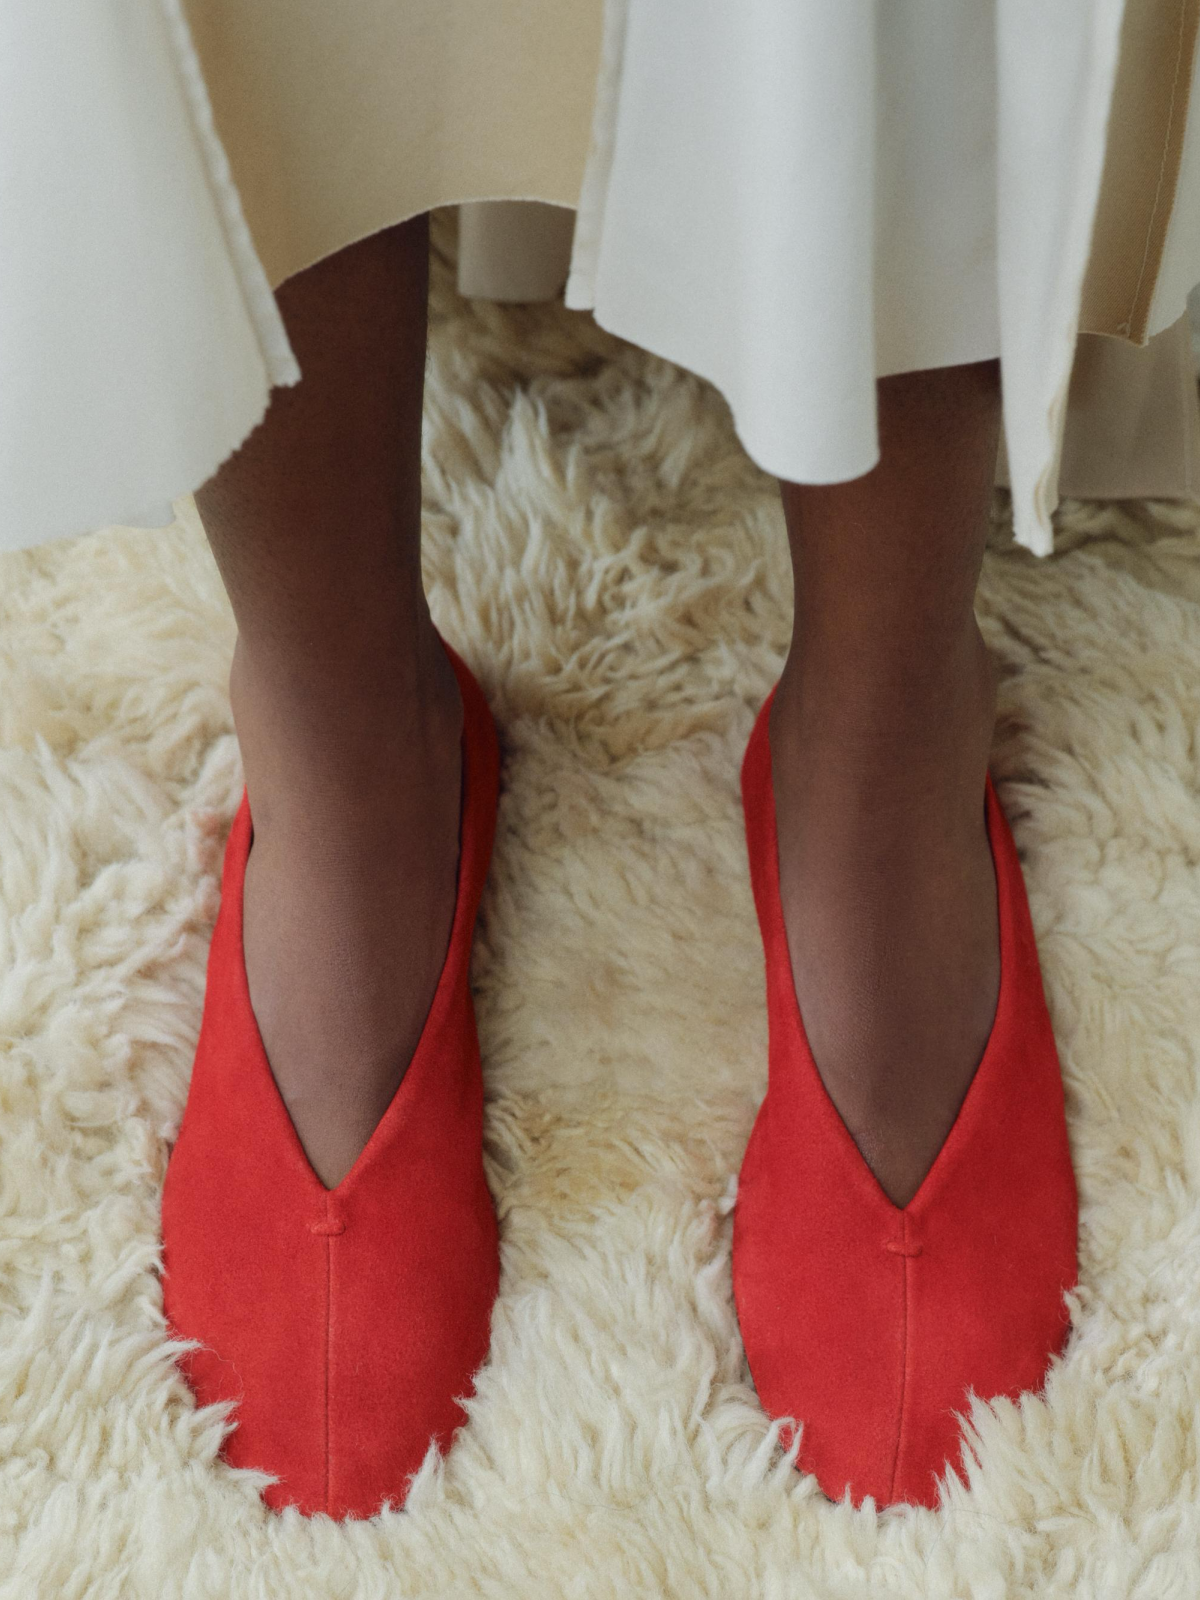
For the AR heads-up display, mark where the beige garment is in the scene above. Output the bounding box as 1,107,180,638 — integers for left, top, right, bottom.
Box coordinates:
183,0,1200,511
456,202,578,303
457,200,1200,504
180,1,603,291
22,3,1194,554
1007,316,1200,500
185,1,1192,313
1081,0,1200,340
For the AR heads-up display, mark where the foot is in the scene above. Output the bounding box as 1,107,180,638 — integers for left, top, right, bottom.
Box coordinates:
232,626,464,1189
768,626,1000,1209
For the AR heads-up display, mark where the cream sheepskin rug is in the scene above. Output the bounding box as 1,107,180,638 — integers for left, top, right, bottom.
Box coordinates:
2,217,1199,1598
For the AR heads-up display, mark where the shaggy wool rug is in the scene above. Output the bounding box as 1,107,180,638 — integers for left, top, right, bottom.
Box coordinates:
2,216,1199,1599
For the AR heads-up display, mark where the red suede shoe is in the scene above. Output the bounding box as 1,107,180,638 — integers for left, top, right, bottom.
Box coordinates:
161,638,500,1519
732,685,1078,1509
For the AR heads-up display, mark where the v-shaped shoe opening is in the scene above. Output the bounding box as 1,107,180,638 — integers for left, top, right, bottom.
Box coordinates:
745,683,1013,1222
224,636,493,1201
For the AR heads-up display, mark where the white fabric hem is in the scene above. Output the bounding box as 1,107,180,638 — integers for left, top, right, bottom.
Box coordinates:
0,2,302,552
1000,0,1130,559
158,0,300,394
563,0,629,311
565,0,1176,561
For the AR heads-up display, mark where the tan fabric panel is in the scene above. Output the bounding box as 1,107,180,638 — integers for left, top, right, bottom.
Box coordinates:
1081,0,1200,340
188,1,1198,334
996,315,1200,499
186,0,1200,511
457,200,575,301
181,0,604,291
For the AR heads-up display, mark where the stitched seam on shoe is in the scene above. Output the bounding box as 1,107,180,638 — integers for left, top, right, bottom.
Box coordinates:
323,1196,333,1515
887,1218,912,1503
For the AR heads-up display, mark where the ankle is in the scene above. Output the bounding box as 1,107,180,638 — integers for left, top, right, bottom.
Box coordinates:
230,627,463,838
769,622,996,827
229,612,460,724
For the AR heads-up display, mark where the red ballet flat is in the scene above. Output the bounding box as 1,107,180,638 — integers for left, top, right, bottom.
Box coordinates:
733,684,1078,1509
161,637,500,1519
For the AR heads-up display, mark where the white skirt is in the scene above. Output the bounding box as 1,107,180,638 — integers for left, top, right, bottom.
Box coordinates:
3,1,1199,556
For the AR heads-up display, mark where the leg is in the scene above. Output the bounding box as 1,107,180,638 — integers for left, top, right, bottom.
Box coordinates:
194,214,462,1189
771,358,1002,1209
